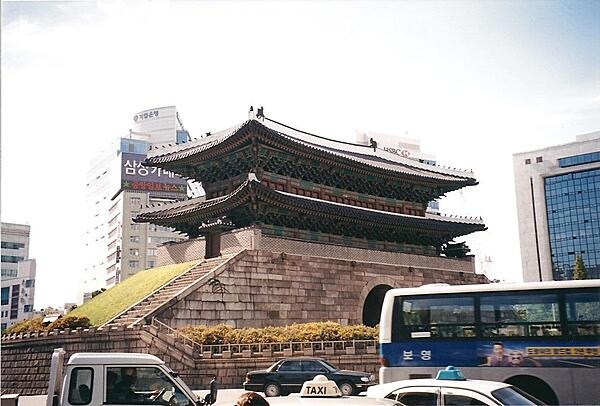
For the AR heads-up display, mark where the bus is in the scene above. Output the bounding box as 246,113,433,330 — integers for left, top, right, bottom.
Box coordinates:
378,280,600,405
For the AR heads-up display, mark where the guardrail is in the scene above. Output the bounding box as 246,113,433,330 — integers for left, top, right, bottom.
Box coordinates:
150,318,378,358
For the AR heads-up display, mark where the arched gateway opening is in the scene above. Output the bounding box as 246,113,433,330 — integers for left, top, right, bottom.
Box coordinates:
362,284,393,327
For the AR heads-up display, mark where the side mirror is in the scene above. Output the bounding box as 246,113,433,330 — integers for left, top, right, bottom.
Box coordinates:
204,377,218,405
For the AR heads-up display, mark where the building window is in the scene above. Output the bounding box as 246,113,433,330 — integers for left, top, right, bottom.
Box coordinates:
129,248,139,256
1,269,18,278
130,223,140,231
0,242,25,249
131,197,141,206
1,255,24,263
559,151,600,168
525,158,531,164
1,288,8,306
147,248,156,257
128,260,139,269
24,304,33,312
108,215,119,228
109,201,119,213
536,156,543,163
24,280,34,288
129,235,140,243
147,260,155,269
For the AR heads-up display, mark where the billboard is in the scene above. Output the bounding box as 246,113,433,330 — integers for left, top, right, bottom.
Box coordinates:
120,152,187,195
382,340,600,368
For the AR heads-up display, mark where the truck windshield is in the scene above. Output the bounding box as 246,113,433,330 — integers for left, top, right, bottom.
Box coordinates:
105,366,196,405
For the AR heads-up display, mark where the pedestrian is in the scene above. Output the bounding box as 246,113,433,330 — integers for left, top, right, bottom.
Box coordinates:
236,391,270,406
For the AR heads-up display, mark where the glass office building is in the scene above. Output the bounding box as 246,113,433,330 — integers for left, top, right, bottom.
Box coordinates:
545,166,600,280
514,131,600,281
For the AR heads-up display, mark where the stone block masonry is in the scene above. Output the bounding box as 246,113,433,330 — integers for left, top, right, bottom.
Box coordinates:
1,327,146,395
156,249,486,329
1,327,379,395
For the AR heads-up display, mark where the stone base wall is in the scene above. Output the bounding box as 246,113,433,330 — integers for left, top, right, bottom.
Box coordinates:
1,328,379,395
156,249,486,329
158,228,258,266
157,227,477,274
0,327,147,395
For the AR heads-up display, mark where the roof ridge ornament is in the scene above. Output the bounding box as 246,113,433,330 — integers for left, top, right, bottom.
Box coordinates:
248,105,265,121
248,172,259,182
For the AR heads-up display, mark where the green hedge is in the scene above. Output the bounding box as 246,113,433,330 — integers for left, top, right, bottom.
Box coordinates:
180,321,378,345
5,315,91,335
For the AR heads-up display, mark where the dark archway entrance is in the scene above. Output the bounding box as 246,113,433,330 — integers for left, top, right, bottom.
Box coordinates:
362,284,392,327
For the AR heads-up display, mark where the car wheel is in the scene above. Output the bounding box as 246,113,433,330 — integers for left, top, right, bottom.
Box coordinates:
264,382,281,397
338,382,355,396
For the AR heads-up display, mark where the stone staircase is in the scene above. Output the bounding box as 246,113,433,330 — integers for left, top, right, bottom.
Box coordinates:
101,253,239,328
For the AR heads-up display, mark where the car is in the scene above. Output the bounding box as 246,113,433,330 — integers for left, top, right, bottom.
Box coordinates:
243,357,376,396
366,367,546,406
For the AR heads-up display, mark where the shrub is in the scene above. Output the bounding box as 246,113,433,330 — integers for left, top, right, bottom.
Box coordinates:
179,321,378,345
5,317,45,335
47,315,91,330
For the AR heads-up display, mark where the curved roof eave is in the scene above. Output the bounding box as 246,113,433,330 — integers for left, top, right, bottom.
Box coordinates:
135,179,486,233
260,117,476,182
144,117,477,185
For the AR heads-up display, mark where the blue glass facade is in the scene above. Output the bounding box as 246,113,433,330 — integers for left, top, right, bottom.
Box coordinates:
558,151,600,168
545,168,600,280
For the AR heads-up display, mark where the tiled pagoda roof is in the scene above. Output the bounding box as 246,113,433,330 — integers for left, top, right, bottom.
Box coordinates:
135,176,486,242
145,114,477,185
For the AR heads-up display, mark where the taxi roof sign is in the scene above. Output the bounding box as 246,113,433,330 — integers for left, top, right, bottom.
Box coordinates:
300,375,342,398
436,366,466,381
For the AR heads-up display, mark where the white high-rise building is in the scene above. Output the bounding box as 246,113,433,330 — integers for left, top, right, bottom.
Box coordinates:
1,222,36,332
513,131,600,282
82,107,190,299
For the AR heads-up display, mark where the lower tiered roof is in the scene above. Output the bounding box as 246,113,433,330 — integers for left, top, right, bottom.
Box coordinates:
135,175,486,249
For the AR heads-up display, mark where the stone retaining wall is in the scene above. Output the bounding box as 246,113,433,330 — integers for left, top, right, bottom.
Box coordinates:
0,328,379,395
155,249,486,329
0,327,146,395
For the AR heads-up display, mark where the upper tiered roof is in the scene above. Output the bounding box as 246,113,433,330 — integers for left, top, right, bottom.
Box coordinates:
144,110,477,192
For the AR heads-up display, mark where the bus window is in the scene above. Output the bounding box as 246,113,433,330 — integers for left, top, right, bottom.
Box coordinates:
565,290,600,336
480,293,561,337
401,296,475,338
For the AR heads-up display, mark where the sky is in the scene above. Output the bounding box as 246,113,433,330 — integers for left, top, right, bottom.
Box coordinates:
1,0,599,310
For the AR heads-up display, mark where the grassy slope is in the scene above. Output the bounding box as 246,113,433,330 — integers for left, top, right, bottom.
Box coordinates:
69,260,198,326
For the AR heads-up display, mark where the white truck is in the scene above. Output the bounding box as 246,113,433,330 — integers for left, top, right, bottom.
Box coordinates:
2,348,217,406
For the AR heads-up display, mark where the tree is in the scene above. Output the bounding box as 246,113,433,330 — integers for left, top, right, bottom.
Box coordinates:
573,255,588,280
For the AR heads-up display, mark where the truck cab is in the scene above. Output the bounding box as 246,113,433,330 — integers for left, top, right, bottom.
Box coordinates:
47,348,215,406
